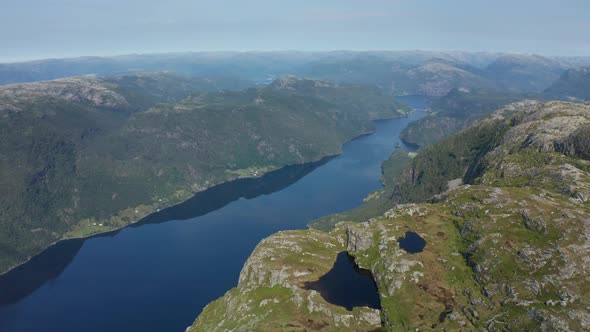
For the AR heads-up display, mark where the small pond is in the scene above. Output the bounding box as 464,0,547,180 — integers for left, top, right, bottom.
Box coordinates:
398,231,426,254
304,251,381,311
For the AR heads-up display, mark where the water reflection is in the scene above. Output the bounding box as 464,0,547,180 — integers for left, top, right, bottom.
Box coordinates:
304,251,381,311
0,240,83,306
398,231,426,254
138,157,331,225
0,158,329,306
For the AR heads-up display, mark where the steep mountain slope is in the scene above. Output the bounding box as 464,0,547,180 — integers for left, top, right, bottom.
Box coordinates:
0,74,406,274
544,66,590,101
400,88,527,147
191,101,590,331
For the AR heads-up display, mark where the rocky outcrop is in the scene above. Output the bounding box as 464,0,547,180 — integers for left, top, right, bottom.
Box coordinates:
499,101,590,153
0,77,128,109
346,224,373,252
475,101,590,203
191,101,590,331
189,228,382,331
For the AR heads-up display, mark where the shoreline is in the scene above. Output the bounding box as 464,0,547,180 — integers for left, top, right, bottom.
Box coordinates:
0,114,410,278
0,154,337,278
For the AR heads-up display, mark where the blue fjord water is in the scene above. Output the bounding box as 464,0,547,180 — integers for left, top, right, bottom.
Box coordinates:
0,96,428,332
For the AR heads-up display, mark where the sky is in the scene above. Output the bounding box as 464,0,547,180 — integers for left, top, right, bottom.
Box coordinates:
1,0,589,62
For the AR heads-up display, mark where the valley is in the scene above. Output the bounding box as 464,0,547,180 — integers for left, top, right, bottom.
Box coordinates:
0,95,425,332
0,50,589,332
0,73,407,275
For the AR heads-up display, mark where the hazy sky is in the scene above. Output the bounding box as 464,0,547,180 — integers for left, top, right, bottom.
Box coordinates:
1,0,589,61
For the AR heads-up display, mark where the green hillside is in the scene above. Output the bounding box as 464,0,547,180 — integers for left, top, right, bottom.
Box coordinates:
0,74,407,273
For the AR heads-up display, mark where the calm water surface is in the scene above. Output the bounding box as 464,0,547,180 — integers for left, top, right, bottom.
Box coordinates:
0,96,428,332
398,231,427,254
304,251,381,311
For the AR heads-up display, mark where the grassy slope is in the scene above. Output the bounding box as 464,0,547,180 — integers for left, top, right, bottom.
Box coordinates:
0,74,407,274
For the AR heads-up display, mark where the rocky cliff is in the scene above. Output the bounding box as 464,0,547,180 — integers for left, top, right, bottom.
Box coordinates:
191,101,590,331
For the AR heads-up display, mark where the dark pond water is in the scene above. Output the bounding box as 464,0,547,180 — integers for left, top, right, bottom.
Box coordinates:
0,96,428,332
304,252,380,311
398,231,427,254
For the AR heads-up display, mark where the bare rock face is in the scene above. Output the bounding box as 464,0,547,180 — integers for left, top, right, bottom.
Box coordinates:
0,77,128,108
476,101,590,202
521,209,548,234
384,203,427,219
191,227,382,331
500,101,590,154
346,223,373,252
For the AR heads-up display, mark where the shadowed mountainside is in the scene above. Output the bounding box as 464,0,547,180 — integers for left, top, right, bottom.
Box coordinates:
0,74,407,274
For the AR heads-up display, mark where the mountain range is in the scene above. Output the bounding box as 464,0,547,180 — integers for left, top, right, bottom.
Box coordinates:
3,51,589,97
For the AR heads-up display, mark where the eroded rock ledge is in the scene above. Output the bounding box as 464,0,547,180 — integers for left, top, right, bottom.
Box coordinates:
191,184,590,331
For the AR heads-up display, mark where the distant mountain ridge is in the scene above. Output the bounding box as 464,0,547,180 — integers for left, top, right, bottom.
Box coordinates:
544,66,590,101
483,54,565,92
298,52,576,96
2,51,589,97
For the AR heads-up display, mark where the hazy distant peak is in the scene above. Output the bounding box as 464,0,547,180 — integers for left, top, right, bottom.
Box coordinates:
0,76,128,108
488,53,562,69
270,75,336,90
410,61,471,74
544,66,590,101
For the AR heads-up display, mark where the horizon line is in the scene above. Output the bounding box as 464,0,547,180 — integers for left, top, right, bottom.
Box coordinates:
2,48,590,65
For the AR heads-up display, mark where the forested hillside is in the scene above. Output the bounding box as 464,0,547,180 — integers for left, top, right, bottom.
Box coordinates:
0,74,407,273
